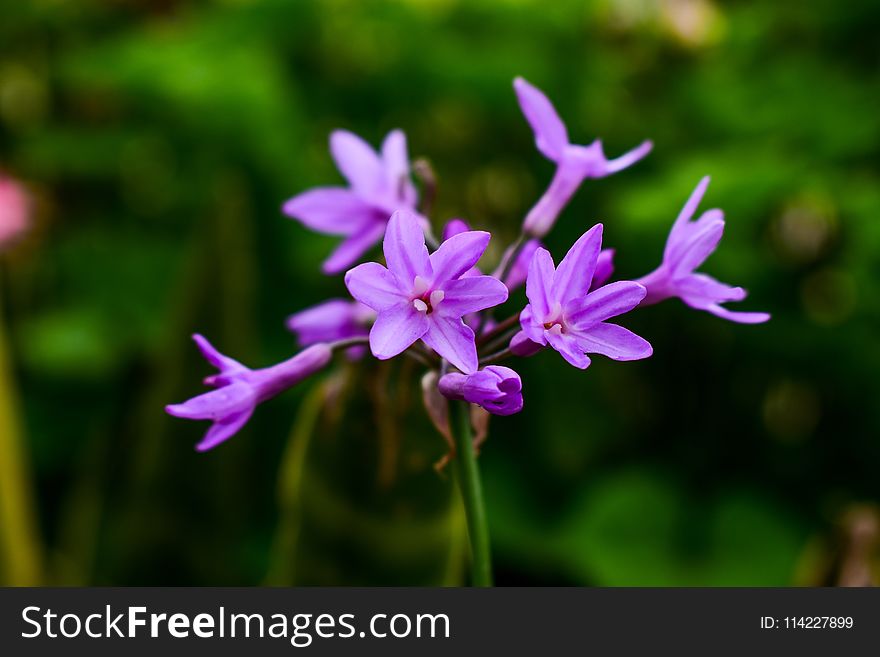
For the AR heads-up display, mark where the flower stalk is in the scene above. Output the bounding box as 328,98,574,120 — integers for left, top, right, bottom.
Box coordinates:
449,399,493,586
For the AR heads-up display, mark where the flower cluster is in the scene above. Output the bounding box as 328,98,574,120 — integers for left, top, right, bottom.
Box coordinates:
167,78,768,451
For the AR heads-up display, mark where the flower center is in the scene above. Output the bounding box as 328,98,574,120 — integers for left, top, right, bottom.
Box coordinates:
542,301,565,331
412,276,444,315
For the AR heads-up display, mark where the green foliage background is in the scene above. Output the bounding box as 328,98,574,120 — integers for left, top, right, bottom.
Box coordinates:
1,0,878,585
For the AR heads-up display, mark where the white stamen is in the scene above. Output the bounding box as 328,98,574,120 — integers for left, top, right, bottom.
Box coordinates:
413,275,430,296
413,298,429,313
546,323,564,336
429,289,445,308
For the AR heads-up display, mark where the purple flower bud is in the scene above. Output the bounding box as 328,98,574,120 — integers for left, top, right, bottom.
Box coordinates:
439,365,524,416
166,335,332,451
514,78,652,238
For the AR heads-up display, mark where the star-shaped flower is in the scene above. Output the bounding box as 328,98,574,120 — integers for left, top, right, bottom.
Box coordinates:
514,77,652,238
636,177,770,323
166,335,332,451
518,224,652,369
283,129,420,274
345,210,508,373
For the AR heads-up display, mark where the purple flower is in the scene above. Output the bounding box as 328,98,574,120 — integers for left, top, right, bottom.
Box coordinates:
519,224,652,369
344,210,508,373
514,77,652,238
635,177,770,324
286,299,374,347
282,129,420,274
439,365,524,416
166,335,332,451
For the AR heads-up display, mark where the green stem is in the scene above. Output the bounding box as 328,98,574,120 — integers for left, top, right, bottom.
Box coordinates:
449,400,493,586
0,278,44,585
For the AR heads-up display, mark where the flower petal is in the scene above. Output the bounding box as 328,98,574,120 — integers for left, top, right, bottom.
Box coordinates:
676,272,747,308
192,334,244,373
666,177,711,253
330,130,383,195
422,316,478,374
670,213,724,277
592,249,615,289
323,221,386,274
286,299,361,346
196,408,254,452
566,281,647,329
518,305,547,345
572,322,653,361
513,77,569,162
165,382,255,421
430,231,491,284
282,187,375,235
383,210,431,283
441,275,509,317
705,305,771,324
510,329,544,356
544,328,590,369
381,129,417,206
503,239,540,290
552,224,603,306
442,218,470,241
525,246,556,319
603,140,653,174
369,302,429,359
345,262,406,311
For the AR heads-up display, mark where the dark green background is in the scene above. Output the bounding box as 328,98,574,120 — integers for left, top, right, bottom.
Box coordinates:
1,0,878,585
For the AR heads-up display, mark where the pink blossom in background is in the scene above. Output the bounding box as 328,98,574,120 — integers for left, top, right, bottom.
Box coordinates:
0,175,29,247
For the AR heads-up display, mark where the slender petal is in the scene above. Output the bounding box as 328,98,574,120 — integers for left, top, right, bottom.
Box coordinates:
503,239,540,290
525,247,556,318
369,303,428,359
566,281,647,329
593,249,615,289
676,273,747,307
573,323,653,361
381,129,417,206
422,317,478,374
344,262,406,310
518,305,547,345
705,305,771,324
429,230,490,283
323,221,386,274
196,408,254,452
165,383,254,420
441,276,509,316
383,210,431,283
603,140,654,174
544,328,590,369
552,224,603,306
669,176,711,239
669,215,725,278
513,77,569,162
509,330,544,357
282,187,375,235
286,299,369,346
330,130,383,195
192,333,245,374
